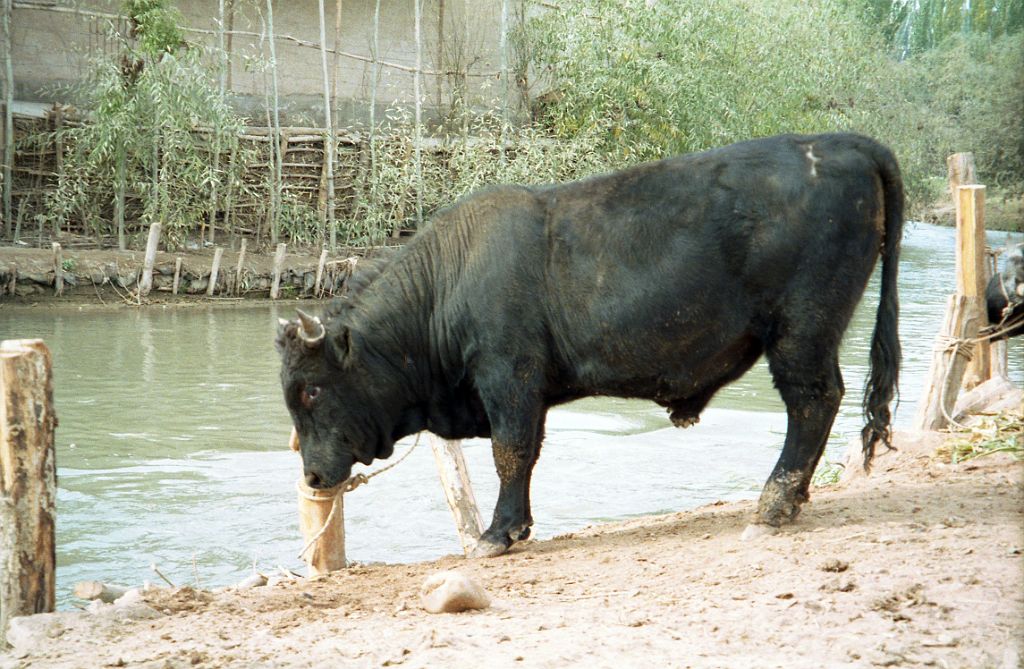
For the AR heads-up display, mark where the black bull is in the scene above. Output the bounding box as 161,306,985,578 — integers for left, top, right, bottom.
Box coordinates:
986,244,1024,338
278,132,903,557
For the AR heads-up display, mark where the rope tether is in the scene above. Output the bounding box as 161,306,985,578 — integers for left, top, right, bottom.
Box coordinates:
296,433,421,561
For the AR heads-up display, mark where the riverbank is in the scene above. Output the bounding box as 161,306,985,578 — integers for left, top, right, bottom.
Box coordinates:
2,425,1021,669
0,244,388,303
920,191,1023,232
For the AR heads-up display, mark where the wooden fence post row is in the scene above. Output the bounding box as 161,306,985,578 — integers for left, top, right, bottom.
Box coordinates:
0,339,57,647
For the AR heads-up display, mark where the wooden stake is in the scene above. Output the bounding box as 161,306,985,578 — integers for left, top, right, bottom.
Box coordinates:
315,248,328,297
413,0,424,228
172,257,182,296
51,242,63,296
234,238,247,296
138,222,161,297
297,483,346,576
955,185,989,387
115,149,127,251
207,247,224,297
428,434,483,556
317,0,337,250
0,339,58,646
271,242,287,299
1,0,13,238
914,294,986,431
947,153,976,201
266,0,283,246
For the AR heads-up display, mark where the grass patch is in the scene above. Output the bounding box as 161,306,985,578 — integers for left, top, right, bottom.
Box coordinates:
936,412,1024,464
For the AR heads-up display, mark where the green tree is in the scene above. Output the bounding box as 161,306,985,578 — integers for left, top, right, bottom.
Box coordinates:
44,0,246,249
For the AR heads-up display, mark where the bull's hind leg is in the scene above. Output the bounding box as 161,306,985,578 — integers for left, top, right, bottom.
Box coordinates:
752,344,844,534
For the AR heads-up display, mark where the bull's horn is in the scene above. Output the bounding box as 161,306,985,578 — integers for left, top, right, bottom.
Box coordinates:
1017,283,1024,297
296,309,326,346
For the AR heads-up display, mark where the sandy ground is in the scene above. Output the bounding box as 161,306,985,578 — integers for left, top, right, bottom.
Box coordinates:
1,428,1021,669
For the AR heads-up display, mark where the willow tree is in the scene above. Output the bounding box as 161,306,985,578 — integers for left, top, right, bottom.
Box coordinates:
44,0,245,249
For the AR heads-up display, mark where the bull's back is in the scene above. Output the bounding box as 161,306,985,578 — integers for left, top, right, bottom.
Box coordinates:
537,133,889,395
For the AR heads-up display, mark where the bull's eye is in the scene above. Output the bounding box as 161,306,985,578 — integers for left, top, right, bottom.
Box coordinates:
301,385,321,409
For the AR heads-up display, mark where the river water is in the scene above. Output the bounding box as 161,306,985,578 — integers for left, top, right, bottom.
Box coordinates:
1,223,1021,607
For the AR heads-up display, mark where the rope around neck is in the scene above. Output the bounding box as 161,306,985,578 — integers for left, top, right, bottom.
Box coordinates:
296,433,421,561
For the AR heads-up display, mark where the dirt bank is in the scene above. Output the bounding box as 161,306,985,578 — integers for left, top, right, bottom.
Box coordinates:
0,244,386,304
2,428,1021,669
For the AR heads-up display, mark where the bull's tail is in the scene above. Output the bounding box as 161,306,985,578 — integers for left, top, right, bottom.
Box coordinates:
861,142,904,469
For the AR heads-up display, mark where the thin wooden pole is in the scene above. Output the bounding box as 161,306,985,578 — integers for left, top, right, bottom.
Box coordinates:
499,0,509,162
271,242,287,299
266,0,283,246
955,184,989,387
2,0,14,238
51,242,63,296
172,256,182,295
413,0,424,228
207,246,224,297
225,0,235,93
234,238,247,296
205,0,228,246
331,0,342,123
114,148,127,251
0,339,58,646
428,435,483,556
317,0,337,251
138,221,161,297
314,248,328,297
369,0,380,193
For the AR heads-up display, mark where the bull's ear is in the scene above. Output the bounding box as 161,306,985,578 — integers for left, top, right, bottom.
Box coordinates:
326,326,353,366
275,318,295,353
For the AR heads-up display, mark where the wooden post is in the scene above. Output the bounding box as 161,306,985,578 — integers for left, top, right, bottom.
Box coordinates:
947,153,976,200
413,0,424,228
314,248,328,297
914,294,986,431
317,0,337,250
955,185,989,388
115,150,127,251
266,0,283,246
1,0,13,238
138,222,161,297
428,434,484,556
207,247,224,297
990,340,1008,379
271,242,287,299
0,340,58,646
51,242,63,296
234,238,247,296
172,257,182,296
297,483,346,576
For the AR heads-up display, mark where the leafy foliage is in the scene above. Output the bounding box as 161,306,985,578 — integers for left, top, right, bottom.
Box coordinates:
43,0,249,249
520,0,886,166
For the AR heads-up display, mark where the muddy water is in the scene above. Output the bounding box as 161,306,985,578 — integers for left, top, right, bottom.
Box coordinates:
1,223,1020,606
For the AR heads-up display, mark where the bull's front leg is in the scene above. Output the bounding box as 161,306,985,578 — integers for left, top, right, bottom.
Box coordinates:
469,402,544,559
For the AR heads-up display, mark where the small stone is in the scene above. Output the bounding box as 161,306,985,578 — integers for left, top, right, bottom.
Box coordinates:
820,558,849,573
419,570,491,614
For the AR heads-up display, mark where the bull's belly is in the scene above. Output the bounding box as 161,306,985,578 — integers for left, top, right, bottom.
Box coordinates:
564,331,762,404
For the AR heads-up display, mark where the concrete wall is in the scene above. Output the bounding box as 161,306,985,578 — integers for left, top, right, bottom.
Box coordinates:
10,0,512,127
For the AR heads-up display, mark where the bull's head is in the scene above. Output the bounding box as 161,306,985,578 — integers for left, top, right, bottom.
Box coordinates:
276,309,399,489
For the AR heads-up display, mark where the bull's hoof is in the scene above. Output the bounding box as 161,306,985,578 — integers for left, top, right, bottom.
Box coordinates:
670,411,700,428
468,536,510,559
740,523,779,541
